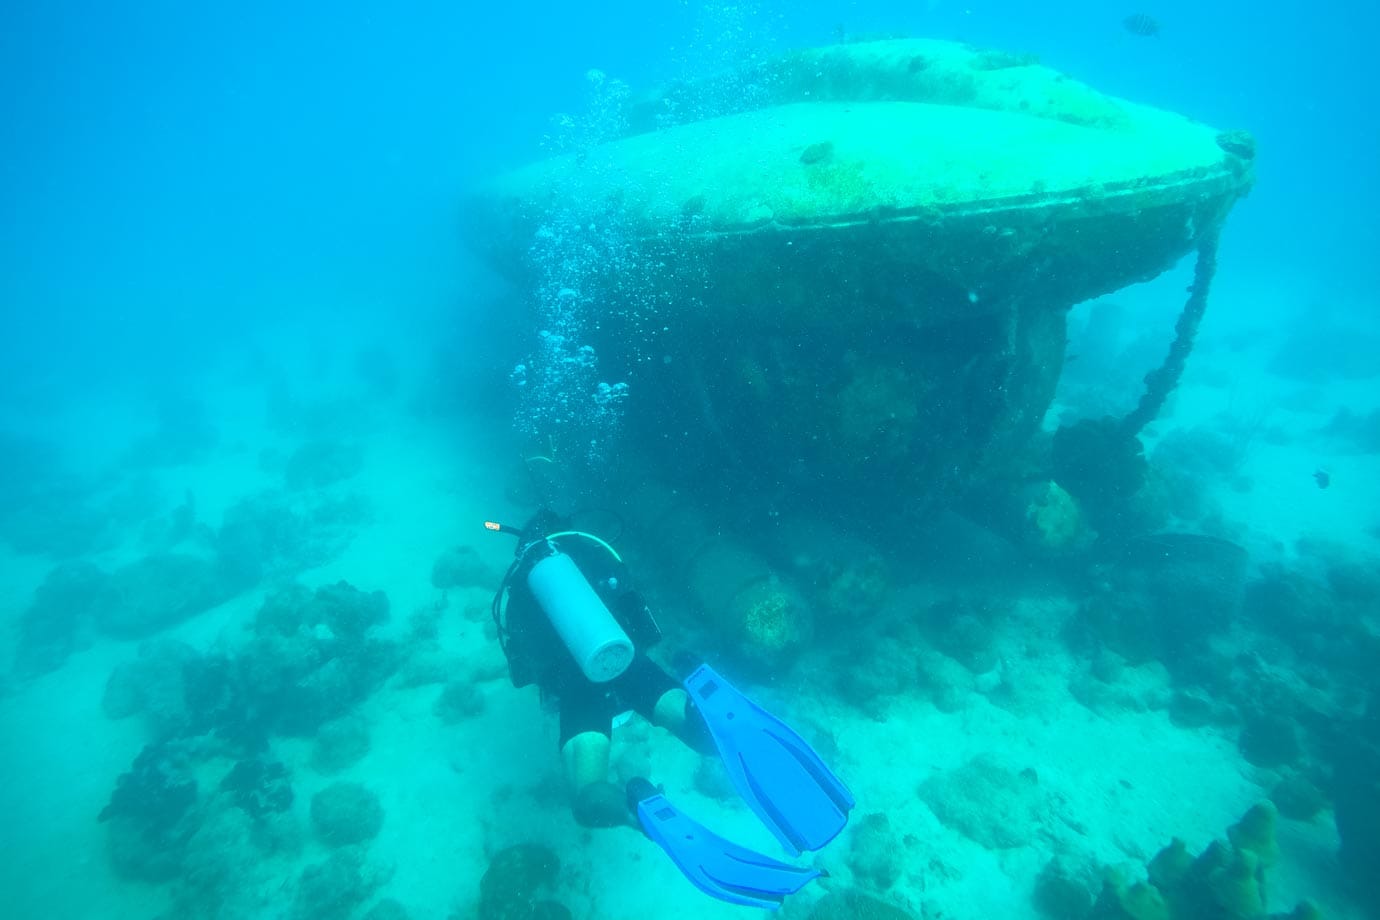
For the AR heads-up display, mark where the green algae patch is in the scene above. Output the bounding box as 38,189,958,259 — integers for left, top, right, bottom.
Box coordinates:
480,97,1236,240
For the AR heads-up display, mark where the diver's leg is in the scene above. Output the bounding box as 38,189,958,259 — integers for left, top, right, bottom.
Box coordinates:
559,686,628,828
652,687,690,731
561,730,611,789
629,656,717,754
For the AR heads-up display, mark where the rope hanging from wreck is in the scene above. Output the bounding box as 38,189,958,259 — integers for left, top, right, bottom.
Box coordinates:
1121,230,1221,436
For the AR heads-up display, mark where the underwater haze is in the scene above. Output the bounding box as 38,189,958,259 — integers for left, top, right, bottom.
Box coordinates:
2,2,1378,919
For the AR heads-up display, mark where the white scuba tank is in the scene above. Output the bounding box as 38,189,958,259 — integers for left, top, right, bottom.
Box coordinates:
525,551,634,683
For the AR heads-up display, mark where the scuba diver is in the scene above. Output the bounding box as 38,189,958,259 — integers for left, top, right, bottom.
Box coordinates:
488,507,687,827
487,508,855,910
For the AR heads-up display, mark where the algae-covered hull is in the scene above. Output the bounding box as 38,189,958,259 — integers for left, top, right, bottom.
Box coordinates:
468,39,1253,518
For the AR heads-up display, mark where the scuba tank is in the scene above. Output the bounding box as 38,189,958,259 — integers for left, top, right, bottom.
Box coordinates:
488,510,659,687
525,550,633,683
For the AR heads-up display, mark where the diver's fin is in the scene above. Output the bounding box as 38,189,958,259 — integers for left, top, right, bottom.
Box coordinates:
627,778,822,911
684,663,855,855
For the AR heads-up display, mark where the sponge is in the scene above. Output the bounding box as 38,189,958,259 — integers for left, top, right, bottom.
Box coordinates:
1206,847,1265,918
1228,802,1280,867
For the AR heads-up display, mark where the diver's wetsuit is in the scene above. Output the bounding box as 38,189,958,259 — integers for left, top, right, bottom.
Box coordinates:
494,523,675,747
549,654,677,747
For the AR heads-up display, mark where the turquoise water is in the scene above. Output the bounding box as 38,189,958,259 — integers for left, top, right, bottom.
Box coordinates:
1,2,1376,919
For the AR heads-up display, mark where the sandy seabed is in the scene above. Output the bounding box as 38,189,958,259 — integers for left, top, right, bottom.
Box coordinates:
1,286,1375,919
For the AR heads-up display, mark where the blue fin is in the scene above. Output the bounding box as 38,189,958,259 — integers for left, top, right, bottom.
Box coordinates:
684,664,855,855
628,779,822,910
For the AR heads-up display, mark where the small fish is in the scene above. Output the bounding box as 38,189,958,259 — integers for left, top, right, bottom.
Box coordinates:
1123,13,1161,37
1313,468,1331,489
